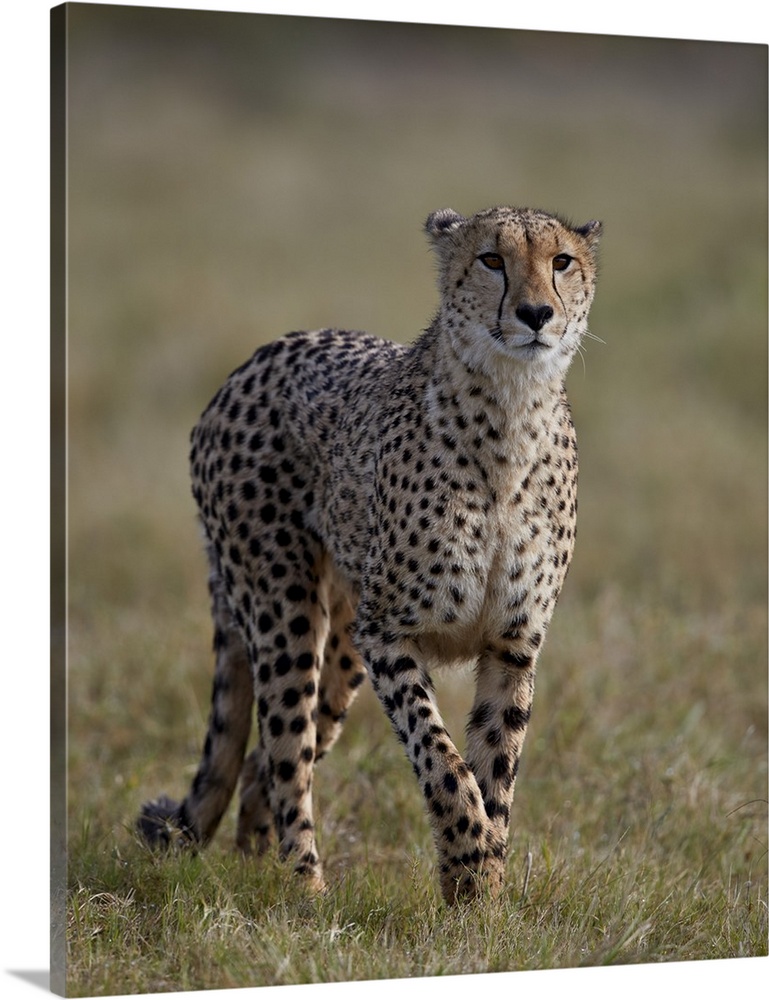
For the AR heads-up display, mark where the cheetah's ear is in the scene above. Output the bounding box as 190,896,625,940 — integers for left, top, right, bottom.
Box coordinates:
424,209,466,241
574,219,602,250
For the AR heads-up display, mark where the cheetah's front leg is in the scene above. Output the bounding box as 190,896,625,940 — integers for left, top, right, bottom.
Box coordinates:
464,649,538,869
356,632,504,902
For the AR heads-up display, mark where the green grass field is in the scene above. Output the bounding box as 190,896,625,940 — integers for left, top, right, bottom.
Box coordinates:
63,9,767,995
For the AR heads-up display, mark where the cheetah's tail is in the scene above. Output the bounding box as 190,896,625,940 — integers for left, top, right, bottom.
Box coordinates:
136,541,255,850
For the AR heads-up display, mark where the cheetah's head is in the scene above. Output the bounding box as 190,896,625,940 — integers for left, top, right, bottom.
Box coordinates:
425,206,602,383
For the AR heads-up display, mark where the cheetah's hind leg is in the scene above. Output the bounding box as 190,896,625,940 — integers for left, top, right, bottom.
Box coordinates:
137,543,255,850
315,583,367,761
235,581,365,853
236,744,275,855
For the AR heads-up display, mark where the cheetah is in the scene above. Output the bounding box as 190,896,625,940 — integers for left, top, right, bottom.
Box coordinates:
138,205,602,902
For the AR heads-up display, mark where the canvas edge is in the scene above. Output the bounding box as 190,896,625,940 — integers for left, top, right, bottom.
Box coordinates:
50,3,68,996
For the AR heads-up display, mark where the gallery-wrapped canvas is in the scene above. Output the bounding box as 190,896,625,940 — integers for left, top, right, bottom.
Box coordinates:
51,3,767,996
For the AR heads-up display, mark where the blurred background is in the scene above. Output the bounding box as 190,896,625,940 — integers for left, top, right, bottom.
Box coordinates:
65,0,766,927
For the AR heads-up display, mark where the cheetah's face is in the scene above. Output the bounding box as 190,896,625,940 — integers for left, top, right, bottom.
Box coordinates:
426,206,602,381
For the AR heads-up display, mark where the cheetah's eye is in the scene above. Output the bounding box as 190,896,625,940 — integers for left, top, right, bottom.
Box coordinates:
479,253,505,271
553,254,573,272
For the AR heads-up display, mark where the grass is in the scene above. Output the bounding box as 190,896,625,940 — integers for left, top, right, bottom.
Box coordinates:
62,9,767,996
66,589,766,993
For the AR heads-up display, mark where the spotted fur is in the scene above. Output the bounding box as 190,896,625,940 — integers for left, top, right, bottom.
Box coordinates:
137,206,602,902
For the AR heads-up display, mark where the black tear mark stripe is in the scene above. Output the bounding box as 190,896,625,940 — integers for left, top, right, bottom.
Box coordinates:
493,229,510,337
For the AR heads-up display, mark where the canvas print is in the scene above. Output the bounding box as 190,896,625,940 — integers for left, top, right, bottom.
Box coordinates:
52,3,768,995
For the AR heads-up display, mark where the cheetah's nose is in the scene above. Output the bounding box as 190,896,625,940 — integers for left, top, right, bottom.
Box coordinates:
515,303,554,333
